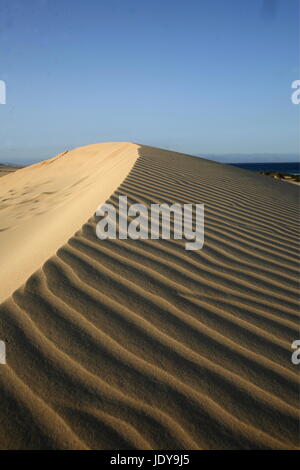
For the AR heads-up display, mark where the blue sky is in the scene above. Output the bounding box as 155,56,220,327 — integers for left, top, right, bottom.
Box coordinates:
0,0,299,164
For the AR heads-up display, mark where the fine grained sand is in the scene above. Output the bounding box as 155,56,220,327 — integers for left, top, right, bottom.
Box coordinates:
0,143,299,450
0,164,23,178
0,143,139,303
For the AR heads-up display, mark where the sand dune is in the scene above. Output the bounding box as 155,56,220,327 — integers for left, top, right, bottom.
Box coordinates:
0,143,138,303
0,164,23,178
0,143,299,449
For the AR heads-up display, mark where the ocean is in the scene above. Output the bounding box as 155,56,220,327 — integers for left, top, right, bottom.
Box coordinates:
230,162,300,174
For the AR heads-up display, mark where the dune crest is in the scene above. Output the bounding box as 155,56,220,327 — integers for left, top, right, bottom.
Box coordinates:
0,143,299,449
0,142,139,303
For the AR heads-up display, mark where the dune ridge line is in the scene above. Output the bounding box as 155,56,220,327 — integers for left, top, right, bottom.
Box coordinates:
0,142,139,303
0,143,299,449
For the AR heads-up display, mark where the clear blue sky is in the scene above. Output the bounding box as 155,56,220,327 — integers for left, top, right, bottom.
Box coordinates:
0,0,299,164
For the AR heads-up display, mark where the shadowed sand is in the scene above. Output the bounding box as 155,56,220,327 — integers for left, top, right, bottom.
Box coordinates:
0,143,299,449
0,164,23,178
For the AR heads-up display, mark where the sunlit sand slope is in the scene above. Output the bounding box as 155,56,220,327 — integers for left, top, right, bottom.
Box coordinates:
0,142,139,302
0,144,299,449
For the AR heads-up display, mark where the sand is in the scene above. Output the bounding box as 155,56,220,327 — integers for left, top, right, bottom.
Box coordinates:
0,143,299,450
0,143,138,303
0,164,23,178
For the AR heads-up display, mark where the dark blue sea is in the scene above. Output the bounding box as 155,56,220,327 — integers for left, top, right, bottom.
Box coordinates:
230,162,300,174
